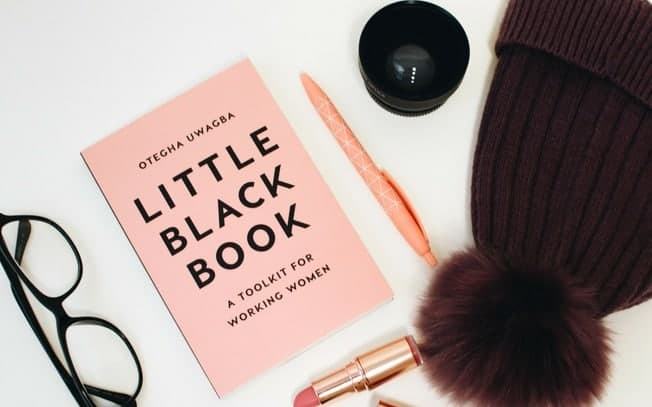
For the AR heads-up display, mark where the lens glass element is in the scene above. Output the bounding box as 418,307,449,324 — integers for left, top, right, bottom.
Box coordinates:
386,44,436,92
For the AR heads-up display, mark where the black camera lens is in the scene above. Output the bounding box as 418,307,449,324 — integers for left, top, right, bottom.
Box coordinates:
359,1,470,116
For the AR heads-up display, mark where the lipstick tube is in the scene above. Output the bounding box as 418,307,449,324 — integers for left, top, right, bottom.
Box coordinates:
297,336,422,406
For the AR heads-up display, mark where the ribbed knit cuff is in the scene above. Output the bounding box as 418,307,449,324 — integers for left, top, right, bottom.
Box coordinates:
497,0,652,108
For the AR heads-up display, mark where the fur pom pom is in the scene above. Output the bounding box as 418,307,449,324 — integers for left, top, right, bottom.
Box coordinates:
416,248,611,407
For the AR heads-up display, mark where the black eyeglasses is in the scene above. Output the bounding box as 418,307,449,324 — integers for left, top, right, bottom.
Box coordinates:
0,213,143,406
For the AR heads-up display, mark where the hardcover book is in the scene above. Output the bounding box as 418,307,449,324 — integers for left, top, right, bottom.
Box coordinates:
82,59,392,396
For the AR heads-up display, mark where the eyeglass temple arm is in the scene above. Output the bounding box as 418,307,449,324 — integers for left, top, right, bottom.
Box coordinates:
14,219,31,265
85,384,137,406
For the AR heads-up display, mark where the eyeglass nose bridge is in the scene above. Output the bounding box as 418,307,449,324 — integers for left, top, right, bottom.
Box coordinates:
41,294,69,315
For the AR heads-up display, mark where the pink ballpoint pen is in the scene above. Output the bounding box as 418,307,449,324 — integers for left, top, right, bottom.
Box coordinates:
300,73,437,267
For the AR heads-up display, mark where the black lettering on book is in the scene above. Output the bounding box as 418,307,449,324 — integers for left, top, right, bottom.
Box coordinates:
133,128,284,222
172,168,197,196
134,198,162,223
250,126,279,156
261,165,294,197
227,291,283,327
158,184,175,209
226,145,254,170
177,204,309,288
216,242,244,270
247,224,275,252
275,203,310,237
217,200,243,228
286,265,330,292
198,153,223,182
160,226,187,255
187,259,215,289
239,181,264,208
185,216,213,241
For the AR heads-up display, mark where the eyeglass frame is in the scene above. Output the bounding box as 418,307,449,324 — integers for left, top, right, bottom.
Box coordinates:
0,213,143,407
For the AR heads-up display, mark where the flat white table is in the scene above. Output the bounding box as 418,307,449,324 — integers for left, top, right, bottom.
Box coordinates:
1,1,650,405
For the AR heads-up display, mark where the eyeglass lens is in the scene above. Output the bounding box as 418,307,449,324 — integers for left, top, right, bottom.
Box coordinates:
66,319,142,405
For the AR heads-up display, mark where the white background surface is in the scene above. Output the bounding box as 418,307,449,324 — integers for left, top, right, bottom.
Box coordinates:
1,1,650,406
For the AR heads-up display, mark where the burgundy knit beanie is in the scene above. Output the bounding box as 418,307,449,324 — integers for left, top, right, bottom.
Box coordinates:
417,0,652,406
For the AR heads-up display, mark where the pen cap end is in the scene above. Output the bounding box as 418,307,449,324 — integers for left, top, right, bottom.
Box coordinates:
423,252,438,267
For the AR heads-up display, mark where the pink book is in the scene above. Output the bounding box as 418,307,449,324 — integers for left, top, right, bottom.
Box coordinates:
82,59,392,397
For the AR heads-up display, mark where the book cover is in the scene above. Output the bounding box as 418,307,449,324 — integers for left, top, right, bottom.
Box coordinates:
82,59,392,396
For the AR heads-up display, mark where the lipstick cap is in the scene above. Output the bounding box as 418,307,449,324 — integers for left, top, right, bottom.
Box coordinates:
312,336,422,404
357,336,422,389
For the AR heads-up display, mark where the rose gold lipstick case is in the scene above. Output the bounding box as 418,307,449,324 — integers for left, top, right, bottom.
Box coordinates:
312,336,422,404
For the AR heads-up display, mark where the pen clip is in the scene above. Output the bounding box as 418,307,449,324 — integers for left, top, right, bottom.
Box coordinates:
380,170,429,240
